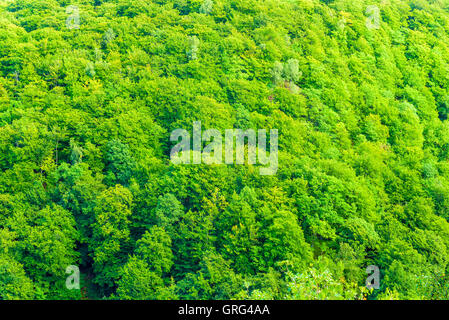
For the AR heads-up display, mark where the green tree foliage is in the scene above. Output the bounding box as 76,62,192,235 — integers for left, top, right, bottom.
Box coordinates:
0,254,34,300
90,185,133,289
154,194,184,234
105,139,136,186
1,0,449,300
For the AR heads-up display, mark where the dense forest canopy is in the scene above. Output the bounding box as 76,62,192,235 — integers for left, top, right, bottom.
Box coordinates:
1,0,449,300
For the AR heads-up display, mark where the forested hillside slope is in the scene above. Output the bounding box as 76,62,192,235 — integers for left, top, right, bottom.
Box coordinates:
1,0,449,300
